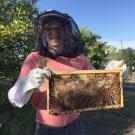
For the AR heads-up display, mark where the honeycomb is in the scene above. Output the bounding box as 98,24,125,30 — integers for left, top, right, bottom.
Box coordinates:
48,70,123,114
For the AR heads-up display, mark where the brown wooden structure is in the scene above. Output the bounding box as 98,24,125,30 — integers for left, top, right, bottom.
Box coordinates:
46,69,123,114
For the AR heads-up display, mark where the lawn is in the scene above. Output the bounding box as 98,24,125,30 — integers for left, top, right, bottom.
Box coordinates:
0,82,135,135
81,91,135,135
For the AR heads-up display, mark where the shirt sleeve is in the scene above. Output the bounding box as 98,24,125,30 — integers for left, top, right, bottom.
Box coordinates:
19,52,38,77
83,56,95,70
8,52,38,107
8,83,34,108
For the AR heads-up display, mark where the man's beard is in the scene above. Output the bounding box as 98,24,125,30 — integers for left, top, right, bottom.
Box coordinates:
47,44,64,56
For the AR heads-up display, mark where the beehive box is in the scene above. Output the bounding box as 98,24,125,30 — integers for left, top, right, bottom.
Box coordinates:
46,69,123,114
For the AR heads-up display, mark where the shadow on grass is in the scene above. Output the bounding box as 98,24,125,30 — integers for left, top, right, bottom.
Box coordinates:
0,82,36,135
81,91,135,135
0,104,36,135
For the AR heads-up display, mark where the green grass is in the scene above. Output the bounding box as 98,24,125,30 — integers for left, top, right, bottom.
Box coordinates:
81,91,135,135
0,82,135,135
0,82,36,135
0,105,36,135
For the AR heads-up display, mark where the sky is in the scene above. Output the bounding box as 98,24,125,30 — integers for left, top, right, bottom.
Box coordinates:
36,0,135,49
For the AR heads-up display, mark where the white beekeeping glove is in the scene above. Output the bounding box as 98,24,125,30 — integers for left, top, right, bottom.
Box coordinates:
21,68,51,94
105,60,129,79
8,68,51,107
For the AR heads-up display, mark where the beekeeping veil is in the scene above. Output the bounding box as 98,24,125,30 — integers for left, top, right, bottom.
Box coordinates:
33,10,84,58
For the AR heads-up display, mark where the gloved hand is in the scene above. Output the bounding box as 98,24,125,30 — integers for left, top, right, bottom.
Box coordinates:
105,60,129,79
8,67,51,108
20,68,51,95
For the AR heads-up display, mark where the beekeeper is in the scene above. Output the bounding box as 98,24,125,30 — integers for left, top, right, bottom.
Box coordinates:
8,10,128,135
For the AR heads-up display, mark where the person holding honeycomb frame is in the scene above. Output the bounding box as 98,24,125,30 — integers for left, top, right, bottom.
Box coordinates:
8,10,128,135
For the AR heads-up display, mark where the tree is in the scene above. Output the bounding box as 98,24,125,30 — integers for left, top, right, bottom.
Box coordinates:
106,45,120,61
80,27,110,69
105,45,135,72
119,48,135,71
0,0,39,80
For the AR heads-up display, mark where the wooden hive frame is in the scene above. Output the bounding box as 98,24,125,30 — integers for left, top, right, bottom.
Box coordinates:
46,69,123,114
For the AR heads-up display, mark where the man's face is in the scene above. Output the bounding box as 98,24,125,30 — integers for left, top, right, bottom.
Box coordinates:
43,19,65,55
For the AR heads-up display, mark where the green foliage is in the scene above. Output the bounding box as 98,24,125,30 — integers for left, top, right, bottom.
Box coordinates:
106,46,119,61
80,27,110,68
106,46,135,71
0,0,38,80
119,48,135,71
0,81,36,135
